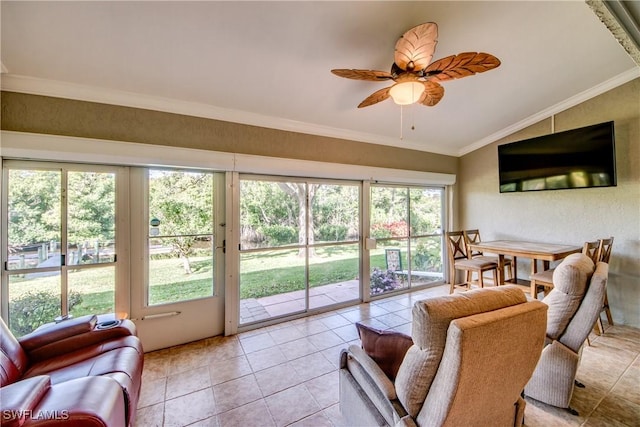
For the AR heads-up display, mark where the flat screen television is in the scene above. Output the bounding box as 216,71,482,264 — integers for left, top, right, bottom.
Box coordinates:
498,121,616,193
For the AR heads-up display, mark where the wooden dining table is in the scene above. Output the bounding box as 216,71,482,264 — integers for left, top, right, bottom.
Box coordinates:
466,240,582,297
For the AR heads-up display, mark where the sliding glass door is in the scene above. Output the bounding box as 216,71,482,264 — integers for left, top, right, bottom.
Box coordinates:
238,176,360,325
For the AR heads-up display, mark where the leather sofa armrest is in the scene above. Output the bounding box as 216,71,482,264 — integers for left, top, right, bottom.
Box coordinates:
19,315,98,352
1,376,51,427
19,316,138,364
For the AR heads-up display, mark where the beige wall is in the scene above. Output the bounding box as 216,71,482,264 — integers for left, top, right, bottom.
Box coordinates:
0,91,458,174
459,78,640,327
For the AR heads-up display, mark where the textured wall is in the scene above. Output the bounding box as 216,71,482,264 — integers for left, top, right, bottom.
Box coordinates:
459,78,640,327
0,91,458,174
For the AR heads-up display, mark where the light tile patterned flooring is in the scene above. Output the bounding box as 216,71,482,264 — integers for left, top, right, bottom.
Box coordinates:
136,284,640,426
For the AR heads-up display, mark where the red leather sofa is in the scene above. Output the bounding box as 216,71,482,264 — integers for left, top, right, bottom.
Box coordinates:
1,314,143,426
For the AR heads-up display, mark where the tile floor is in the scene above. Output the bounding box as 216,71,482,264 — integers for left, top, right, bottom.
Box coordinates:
136,284,640,427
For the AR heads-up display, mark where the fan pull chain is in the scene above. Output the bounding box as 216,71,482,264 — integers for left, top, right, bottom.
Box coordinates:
411,102,415,131
400,105,404,140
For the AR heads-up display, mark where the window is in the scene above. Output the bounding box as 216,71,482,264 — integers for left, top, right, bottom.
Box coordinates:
3,163,119,336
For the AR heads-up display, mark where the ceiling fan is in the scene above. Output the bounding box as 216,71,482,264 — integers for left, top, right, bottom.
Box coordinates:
331,22,501,108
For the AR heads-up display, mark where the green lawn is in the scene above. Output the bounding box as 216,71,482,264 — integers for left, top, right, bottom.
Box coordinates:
10,246,386,315
9,245,432,336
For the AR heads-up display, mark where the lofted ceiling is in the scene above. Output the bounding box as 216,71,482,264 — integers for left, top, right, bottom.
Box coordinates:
1,1,638,157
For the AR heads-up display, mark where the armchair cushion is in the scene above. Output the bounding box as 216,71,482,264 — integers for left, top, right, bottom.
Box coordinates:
0,320,29,387
545,253,594,340
355,322,413,380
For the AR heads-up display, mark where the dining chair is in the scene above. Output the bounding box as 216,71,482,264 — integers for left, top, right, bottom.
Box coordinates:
529,240,600,299
594,237,614,335
463,229,516,282
445,231,499,293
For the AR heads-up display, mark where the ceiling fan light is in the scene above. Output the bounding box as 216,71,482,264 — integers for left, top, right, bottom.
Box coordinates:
389,81,424,105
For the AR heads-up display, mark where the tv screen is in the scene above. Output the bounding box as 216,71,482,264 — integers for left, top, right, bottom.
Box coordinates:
498,121,616,193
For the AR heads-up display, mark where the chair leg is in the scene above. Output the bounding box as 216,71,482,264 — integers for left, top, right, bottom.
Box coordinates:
604,294,614,326
492,269,498,287
478,271,484,288
593,315,603,336
449,266,456,294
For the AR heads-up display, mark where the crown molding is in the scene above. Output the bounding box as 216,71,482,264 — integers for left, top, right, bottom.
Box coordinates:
458,67,640,156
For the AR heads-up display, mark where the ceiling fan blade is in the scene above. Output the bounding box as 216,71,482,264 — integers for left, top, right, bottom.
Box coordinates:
425,52,501,82
418,81,445,106
394,22,438,72
331,69,394,81
358,86,392,108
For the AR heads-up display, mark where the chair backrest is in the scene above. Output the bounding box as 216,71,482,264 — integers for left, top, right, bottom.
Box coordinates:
559,261,609,352
463,229,483,257
385,248,402,271
0,317,29,386
544,253,595,341
582,240,601,264
598,237,614,263
413,289,547,427
445,231,468,262
394,285,534,419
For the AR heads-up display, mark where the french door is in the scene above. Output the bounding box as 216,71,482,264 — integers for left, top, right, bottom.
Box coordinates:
1,161,128,337
129,168,225,351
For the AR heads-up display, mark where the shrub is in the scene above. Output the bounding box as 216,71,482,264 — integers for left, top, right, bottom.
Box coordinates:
413,240,442,271
317,224,348,242
261,225,298,246
372,221,408,239
370,268,400,295
9,291,83,337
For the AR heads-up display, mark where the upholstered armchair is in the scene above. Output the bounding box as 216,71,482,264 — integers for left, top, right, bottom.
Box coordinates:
525,253,608,414
339,286,547,427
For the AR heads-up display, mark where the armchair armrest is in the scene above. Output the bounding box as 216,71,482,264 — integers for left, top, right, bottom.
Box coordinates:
343,345,397,400
1,375,51,427
19,315,98,351
524,339,580,408
18,315,137,364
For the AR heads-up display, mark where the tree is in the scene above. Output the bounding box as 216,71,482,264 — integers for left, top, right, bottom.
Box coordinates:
8,170,61,247
278,183,317,257
149,171,213,274
67,172,116,261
